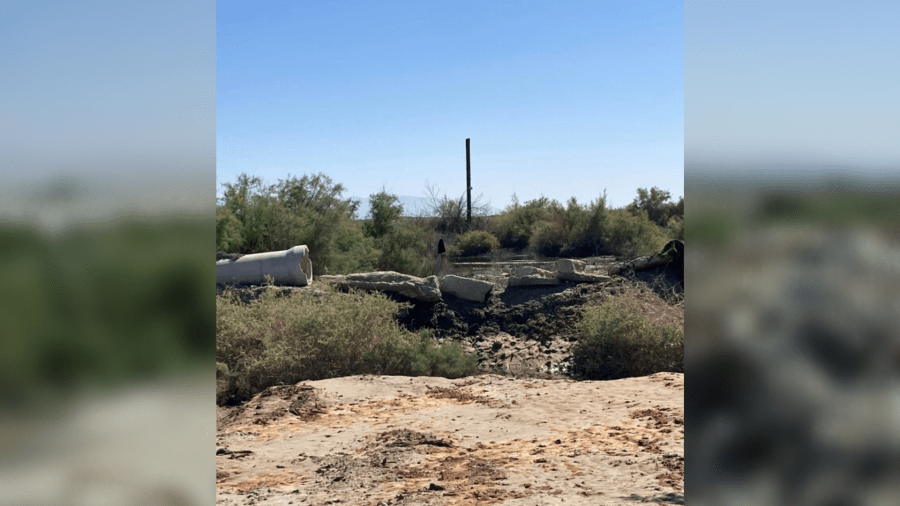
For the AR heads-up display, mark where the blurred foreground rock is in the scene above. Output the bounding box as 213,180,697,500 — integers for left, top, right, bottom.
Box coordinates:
688,227,900,506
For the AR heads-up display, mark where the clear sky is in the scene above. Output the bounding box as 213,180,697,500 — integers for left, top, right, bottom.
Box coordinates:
686,0,899,175
217,0,683,212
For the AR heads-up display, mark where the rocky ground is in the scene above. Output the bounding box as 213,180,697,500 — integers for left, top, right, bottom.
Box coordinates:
688,225,900,506
217,253,683,379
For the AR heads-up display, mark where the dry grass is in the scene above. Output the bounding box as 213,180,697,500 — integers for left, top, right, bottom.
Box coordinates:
216,284,478,405
618,286,684,331
572,285,684,380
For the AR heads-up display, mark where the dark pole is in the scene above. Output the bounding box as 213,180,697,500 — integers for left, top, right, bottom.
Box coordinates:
466,138,472,224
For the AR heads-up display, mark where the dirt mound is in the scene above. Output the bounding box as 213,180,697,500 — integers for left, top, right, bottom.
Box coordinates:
216,373,685,505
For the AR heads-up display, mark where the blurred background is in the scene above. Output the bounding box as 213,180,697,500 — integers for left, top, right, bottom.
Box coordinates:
1,1,214,505
687,1,900,505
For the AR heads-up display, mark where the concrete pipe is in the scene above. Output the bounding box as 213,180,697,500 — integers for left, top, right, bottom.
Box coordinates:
216,245,313,287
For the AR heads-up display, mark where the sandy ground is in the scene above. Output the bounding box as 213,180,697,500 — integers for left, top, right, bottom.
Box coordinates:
0,369,213,506
216,372,684,506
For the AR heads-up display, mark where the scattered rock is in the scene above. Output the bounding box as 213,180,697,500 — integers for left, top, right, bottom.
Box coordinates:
508,274,560,286
511,265,555,278
440,275,494,303
558,271,611,283
336,271,442,302
556,259,586,274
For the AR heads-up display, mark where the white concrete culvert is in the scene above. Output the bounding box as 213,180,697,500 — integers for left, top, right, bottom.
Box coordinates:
216,245,313,287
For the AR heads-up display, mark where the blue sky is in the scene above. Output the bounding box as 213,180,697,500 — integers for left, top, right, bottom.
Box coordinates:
217,0,683,212
686,0,899,175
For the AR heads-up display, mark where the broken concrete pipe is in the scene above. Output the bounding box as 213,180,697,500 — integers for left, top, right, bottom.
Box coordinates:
216,245,313,287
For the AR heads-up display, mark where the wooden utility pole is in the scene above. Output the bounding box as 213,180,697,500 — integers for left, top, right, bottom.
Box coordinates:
466,138,472,224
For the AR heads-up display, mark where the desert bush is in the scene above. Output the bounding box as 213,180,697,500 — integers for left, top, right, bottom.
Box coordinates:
494,196,555,250
363,190,403,240
452,230,500,257
216,206,243,252
604,209,668,258
626,187,680,227
571,289,683,380
529,219,564,257
563,194,610,257
422,183,492,235
217,285,414,404
328,220,379,275
408,330,479,379
216,285,478,405
218,172,379,275
666,215,684,241
376,220,436,278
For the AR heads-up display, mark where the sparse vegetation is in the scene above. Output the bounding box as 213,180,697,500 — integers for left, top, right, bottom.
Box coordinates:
216,284,478,405
361,190,439,277
216,172,683,400
2,217,211,411
408,330,480,379
571,288,684,380
452,230,500,257
422,182,493,235
217,173,379,275
218,173,682,268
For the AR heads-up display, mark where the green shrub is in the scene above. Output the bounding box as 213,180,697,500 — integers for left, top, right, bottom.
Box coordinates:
217,285,414,404
216,284,480,405
216,206,243,252
363,190,403,240
666,215,684,241
218,172,369,275
604,209,668,258
626,187,680,227
571,292,683,380
494,196,554,250
495,195,612,257
328,220,379,275
528,220,563,257
376,221,436,278
563,195,609,256
408,330,479,379
453,230,500,257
